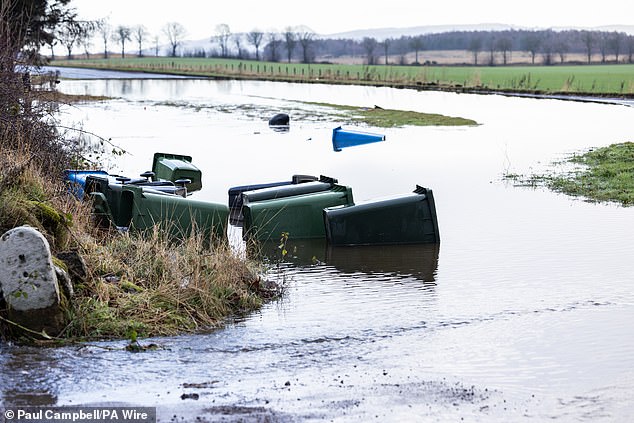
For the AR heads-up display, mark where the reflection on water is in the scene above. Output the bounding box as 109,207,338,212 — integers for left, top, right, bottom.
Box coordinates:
326,244,439,283
255,238,438,283
3,75,634,421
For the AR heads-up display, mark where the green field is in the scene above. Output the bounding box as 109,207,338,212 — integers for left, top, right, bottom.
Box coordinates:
52,57,634,96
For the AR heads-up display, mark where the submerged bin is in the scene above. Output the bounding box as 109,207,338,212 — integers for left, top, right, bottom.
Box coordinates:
151,153,202,193
242,183,354,241
127,185,228,240
332,126,385,152
323,186,440,246
86,175,228,241
228,174,318,209
241,176,337,205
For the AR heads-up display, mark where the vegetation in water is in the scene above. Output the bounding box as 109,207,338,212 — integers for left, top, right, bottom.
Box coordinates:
150,99,476,129
305,102,477,127
504,142,634,206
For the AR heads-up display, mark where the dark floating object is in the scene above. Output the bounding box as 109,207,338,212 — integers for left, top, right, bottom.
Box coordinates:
332,126,386,152
324,185,440,246
268,113,290,126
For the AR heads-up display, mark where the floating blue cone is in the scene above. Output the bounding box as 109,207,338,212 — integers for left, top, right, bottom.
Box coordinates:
332,126,386,152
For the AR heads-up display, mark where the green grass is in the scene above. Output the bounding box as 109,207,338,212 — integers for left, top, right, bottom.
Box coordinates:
52,57,634,96
305,102,477,127
506,142,634,206
549,143,634,205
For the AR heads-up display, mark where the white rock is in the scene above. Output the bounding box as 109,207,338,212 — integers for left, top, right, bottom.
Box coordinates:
0,225,60,311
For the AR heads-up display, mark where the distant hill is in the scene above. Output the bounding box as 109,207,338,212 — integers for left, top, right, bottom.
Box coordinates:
321,23,519,40
322,23,634,40
564,24,634,35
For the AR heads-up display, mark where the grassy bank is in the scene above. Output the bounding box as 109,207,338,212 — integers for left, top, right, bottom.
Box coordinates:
505,142,634,206
0,72,276,343
52,57,634,97
0,148,275,342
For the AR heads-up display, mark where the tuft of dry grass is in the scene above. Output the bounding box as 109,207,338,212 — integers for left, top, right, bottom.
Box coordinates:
64,225,269,339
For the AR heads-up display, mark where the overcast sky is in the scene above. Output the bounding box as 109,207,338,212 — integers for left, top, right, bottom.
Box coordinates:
72,0,630,40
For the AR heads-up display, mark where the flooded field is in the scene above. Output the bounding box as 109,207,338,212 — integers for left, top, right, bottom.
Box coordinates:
2,71,634,421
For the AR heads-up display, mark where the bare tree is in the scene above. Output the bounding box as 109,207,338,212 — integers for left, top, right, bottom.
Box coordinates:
598,33,609,63
469,36,482,65
541,34,554,65
496,37,512,65
297,27,315,63
153,35,160,56
581,31,594,64
247,30,264,60
112,25,131,58
381,38,392,65
487,35,496,65
608,32,624,63
362,36,378,65
628,35,634,63
48,40,58,60
233,33,244,59
96,18,111,58
58,21,85,59
523,32,542,65
47,26,60,60
215,24,231,57
410,36,424,65
78,25,94,58
554,40,569,63
163,22,186,57
267,32,281,62
134,25,148,57
283,27,296,63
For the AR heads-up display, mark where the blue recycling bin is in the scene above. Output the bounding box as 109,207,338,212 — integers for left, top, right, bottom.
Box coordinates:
332,126,385,151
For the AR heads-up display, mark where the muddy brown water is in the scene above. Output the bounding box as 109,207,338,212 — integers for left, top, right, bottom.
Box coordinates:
2,71,634,421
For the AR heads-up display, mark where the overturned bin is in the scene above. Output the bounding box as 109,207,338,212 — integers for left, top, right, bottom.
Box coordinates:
323,185,440,246
87,175,228,241
242,179,354,241
151,152,202,193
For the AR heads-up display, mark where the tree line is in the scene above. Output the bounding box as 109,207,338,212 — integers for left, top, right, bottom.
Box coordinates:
9,0,629,67
55,21,634,67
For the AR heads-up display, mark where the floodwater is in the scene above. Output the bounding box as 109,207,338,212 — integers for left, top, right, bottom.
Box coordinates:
2,70,634,422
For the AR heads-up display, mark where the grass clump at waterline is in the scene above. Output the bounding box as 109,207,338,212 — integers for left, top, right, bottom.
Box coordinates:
306,102,477,127
550,142,634,205
504,142,634,206
66,226,272,340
